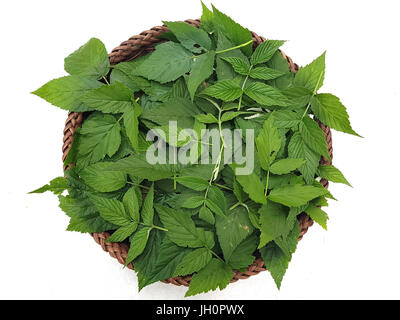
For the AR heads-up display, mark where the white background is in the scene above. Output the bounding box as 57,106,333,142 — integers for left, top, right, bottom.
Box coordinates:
1,0,399,300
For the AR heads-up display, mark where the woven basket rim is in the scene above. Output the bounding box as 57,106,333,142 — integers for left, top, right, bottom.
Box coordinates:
62,19,333,288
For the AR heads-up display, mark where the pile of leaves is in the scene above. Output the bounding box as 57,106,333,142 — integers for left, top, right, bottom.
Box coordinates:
31,3,358,296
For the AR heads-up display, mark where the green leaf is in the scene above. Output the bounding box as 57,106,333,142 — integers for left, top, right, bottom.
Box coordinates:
205,199,225,216
273,110,302,129
221,111,245,122
63,131,81,167
80,162,126,192
180,164,215,180
200,1,214,33
226,234,257,269
311,93,360,136
202,79,242,101
248,208,261,230
141,97,200,128
222,102,239,111
123,100,141,152
122,187,140,222
155,204,214,248
199,206,215,225
139,237,191,288
215,31,248,80
158,31,178,42
312,180,336,200
268,174,304,190
187,51,216,100
206,186,227,216
64,166,92,196
233,178,245,203
106,154,174,181
59,195,117,233
305,204,329,230
318,165,352,187
216,205,254,261
170,77,190,100
173,247,212,276
195,113,218,124
135,42,193,83
110,62,149,92
181,196,205,209
221,57,251,75
80,81,134,113
76,114,121,168
235,110,267,133
134,229,165,290
141,81,172,102
176,176,209,191
211,5,253,56
90,195,130,226
64,38,110,79
251,40,285,65
29,177,67,195
107,223,138,242
141,183,155,225
232,165,266,204
300,116,330,160
260,241,289,289
164,21,212,53
256,115,282,170
148,123,191,148
244,82,290,107
312,196,329,207
282,86,312,108
288,132,320,184
270,158,306,175
249,67,286,81
274,221,300,258
125,227,152,265
294,51,325,92
268,184,328,207
266,51,294,90
32,76,101,111
259,201,290,248
185,258,233,297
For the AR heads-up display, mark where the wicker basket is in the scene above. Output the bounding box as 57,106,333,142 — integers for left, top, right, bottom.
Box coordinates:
62,19,333,287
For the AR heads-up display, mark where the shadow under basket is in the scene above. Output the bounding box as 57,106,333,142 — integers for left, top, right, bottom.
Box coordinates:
62,19,333,287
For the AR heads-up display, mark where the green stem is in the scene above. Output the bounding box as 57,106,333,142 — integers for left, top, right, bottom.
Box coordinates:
214,183,233,191
209,249,225,263
212,144,224,182
203,99,225,201
236,62,256,111
229,202,241,211
204,188,210,201
193,139,213,146
102,76,110,85
150,224,168,232
188,40,252,60
264,170,270,197
215,39,253,55
134,221,168,232
301,104,311,118
301,71,324,119
211,107,226,182
237,71,251,111
126,182,151,190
